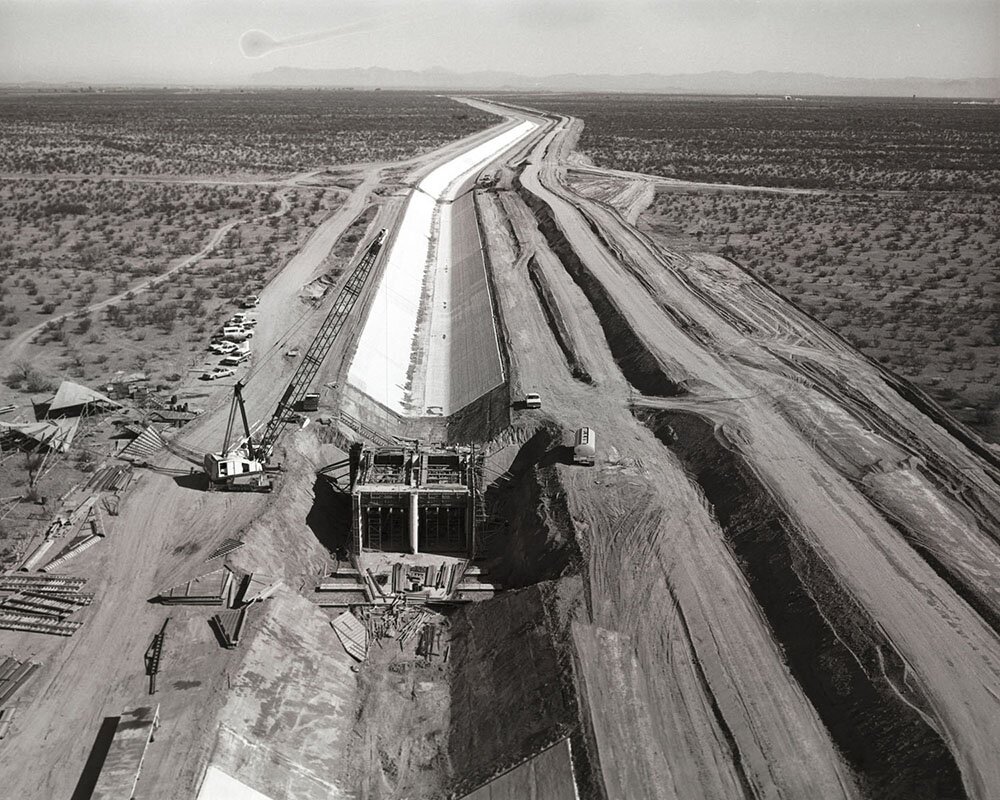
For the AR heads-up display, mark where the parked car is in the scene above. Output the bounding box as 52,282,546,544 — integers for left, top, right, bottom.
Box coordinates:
222,327,251,342
210,341,238,355
285,347,300,358
220,351,251,366
524,392,542,409
201,366,235,381
242,295,260,309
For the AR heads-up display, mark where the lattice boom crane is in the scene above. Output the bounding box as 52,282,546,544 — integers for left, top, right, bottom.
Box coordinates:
203,228,387,492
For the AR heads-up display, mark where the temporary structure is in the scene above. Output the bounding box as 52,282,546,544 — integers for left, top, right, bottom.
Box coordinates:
39,381,123,419
0,418,79,453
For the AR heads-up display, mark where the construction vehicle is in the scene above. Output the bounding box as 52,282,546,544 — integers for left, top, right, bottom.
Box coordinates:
203,228,388,492
572,427,596,466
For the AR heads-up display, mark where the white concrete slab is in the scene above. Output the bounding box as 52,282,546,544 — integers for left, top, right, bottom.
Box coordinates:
348,119,537,415
197,766,276,800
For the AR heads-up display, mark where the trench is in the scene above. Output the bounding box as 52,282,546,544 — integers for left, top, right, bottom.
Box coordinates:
514,175,686,398
635,408,968,800
772,351,1000,635
446,429,593,796
526,255,594,384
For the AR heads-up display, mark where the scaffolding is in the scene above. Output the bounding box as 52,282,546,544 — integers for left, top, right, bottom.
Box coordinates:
351,445,483,558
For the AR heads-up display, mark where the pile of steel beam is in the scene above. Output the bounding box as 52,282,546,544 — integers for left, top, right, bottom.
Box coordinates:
0,573,90,636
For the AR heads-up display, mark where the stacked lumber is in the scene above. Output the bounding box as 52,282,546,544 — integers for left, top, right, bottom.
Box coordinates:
210,606,249,649
315,563,366,607
205,538,245,561
155,567,237,606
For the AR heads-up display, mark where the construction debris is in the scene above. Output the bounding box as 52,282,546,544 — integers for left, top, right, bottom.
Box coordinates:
155,567,238,606
331,610,368,662
354,603,447,653
205,538,245,561
211,606,249,649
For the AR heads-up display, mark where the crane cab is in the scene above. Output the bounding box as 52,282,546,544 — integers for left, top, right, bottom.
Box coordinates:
204,451,271,492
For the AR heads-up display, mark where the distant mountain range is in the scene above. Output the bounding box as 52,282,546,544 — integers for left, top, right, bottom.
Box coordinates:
251,66,999,99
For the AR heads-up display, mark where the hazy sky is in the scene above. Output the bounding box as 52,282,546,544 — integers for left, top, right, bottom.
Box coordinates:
1,0,997,84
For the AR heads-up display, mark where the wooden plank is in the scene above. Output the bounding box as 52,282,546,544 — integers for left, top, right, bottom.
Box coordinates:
331,611,368,662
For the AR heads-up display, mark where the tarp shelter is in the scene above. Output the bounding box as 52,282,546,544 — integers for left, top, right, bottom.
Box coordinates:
0,418,79,452
42,380,123,419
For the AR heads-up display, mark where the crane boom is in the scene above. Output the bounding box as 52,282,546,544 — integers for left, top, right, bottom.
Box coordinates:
257,227,387,455
203,228,387,492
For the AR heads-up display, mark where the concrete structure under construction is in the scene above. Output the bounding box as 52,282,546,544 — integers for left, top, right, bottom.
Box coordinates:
350,444,482,558
346,119,536,417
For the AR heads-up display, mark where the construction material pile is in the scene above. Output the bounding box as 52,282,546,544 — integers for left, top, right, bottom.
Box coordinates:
20,494,110,572
359,558,469,605
154,563,278,650
0,573,91,636
352,601,449,660
155,566,240,607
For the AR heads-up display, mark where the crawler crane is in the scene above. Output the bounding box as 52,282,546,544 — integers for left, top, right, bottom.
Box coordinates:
203,228,387,491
